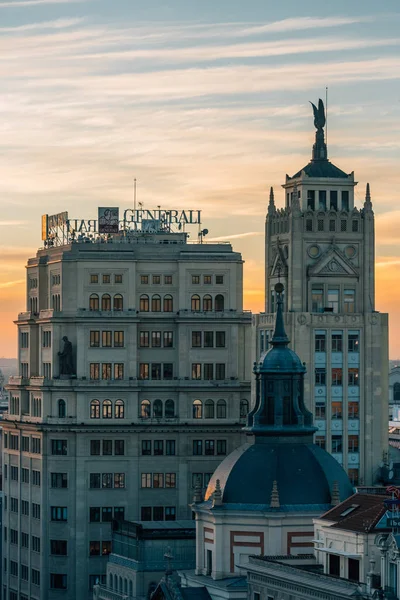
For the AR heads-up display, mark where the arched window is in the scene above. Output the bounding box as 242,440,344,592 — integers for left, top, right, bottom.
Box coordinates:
109,574,113,589
124,579,128,595
240,399,249,418
191,295,200,311
193,399,202,419
205,399,215,419
102,294,111,311
394,383,400,403
114,575,118,591
165,399,175,418
89,294,99,311
58,399,66,418
203,295,212,311
115,400,124,419
113,294,123,311
102,399,112,419
215,294,224,311
153,399,163,418
129,581,133,596
141,399,151,419
163,295,173,312
90,400,100,419
217,399,227,419
140,295,149,312
151,295,161,312
119,577,123,593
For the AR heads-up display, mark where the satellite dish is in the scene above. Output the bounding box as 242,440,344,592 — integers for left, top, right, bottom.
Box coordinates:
203,229,209,235
389,470,394,480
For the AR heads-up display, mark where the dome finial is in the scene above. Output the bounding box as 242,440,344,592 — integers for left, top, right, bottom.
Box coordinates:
364,182,373,211
212,479,223,507
268,186,276,215
271,283,289,346
270,480,280,508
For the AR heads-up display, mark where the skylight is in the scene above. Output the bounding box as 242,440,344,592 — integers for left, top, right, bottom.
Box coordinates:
340,504,360,517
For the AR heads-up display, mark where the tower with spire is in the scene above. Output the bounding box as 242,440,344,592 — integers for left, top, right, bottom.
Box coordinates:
258,98,388,487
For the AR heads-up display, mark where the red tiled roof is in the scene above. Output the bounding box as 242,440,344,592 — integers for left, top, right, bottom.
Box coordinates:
318,493,390,533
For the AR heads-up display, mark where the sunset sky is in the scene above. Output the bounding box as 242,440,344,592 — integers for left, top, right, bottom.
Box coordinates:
1,0,400,357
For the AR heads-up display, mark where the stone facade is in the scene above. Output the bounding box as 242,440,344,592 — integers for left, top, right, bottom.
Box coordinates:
2,227,252,600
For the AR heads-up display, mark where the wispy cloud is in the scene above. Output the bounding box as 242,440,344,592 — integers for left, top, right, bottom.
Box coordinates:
207,232,263,241
0,279,25,288
0,18,83,33
0,0,89,6
0,221,28,226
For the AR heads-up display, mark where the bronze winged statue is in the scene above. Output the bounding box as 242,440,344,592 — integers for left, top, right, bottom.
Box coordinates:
310,99,326,130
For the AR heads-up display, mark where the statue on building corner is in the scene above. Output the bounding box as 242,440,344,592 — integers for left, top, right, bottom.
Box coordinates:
58,336,74,376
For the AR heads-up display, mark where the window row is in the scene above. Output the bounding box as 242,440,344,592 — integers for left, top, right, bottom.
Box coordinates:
191,331,225,348
90,363,125,380
90,330,124,347
141,506,176,521
51,273,61,286
139,330,173,348
190,294,224,312
315,368,359,386
28,277,38,289
89,540,112,556
90,273,123,284
42,330,52,348
5,466,40,486
193,439,227,456
90,440,125,456
315,330,359,353
5,498,40,519
191,274,224,285
4,434,41,454
89,294,124,311
303,189,350,212
191,363,226,380
90,506,125,522
311,288,356,314
6,530,40,553
139,294,174,312
315,434,359,454
89,473,125,489
141,440,175,456
51,294,61,311
90,399,125,419
141,473,176,488
20,332,29,348
108,574,133,598
192,473,213,488
140,274,172,285
28,297,38,313
5,564,41,587
139,362,173,380
306,216,359,233
140,399,175,418
191,399,227,419
315,400,359,420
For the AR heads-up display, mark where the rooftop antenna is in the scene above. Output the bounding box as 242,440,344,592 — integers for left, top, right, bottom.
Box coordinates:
325,86,328,149
134,178,137,211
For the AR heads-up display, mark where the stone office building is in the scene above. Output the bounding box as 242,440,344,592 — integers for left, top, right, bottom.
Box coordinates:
254,100,389,486
2,214,252,600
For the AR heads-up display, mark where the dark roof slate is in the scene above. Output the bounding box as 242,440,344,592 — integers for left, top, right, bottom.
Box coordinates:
319,493,390,533
289,160,350,180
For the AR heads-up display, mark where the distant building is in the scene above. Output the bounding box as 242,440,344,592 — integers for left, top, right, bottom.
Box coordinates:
254,99,389,486
389,366,400,420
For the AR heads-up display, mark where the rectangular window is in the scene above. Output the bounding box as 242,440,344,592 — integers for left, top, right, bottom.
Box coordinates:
352,220,359,232
90,363,100,380
114,473,125,488
10,529,18,544
311,289,323,313
153,473,164,488
204,364,214,380
142,440,151,455
22,436,30,452
153,275,161,284
192,275,200,284
165,473,176,488
154,440,164,456
51,540,67,555
141,473,152,488
10,434,19,450
90,274,98,284
348,401,359,419
153,506,164,520
42,362,52,378
51,473,68,488
90,440,101,455
216,331,226,347
90,330,100,347
216,275,224,284
32,503,40,519
21,532,29,548
331,368,343,386
348,468,359,486
114,363,124,380
21,500,29,516
205,440,215,455
50,574,67,590
192,331,202,347
329,219,336,232
42,330,51,348
102,363,112,380
348,332,359,353
193,440,203,455
315,331,326,352
152,331,161,347
32,437,41,453
327,289,339,313
10,498,18,514
10,561,18,577
114,507,125,520
164,275,172,284
140,331,150,347
22,468,29,483
102,541,111,555
217,440,227,455
151,363,162,380
163,363,173,380
307,190,315,210
204,275,212,284
165,507,176,521
32,536,40,552
90,507,100,522
103,274,111,284
315,401,326,419
10,466,18,481
32,470,41,486
216,363,226,380
192,363,201,380
348,368,359,386
166,440,176,456
330,190,338,210
348,435,359,453
332,401,343,419
51,506,67,521
344,289,355,313
141,507,152,521
163,331,173,347
319,190,327,210
32,569,41,586
114,331,124,347
342,190,349,211
331,435,343,453
102,507,113,522
204,331,214,348
315,368,326,386
315,436,325,450
51,439,67,455
20,362,28,377
90,473,101,489
331,332,343,352
102,473,113,488
115,440,125,455
102,440,112,456
141,275,149,284
21,331,29,348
